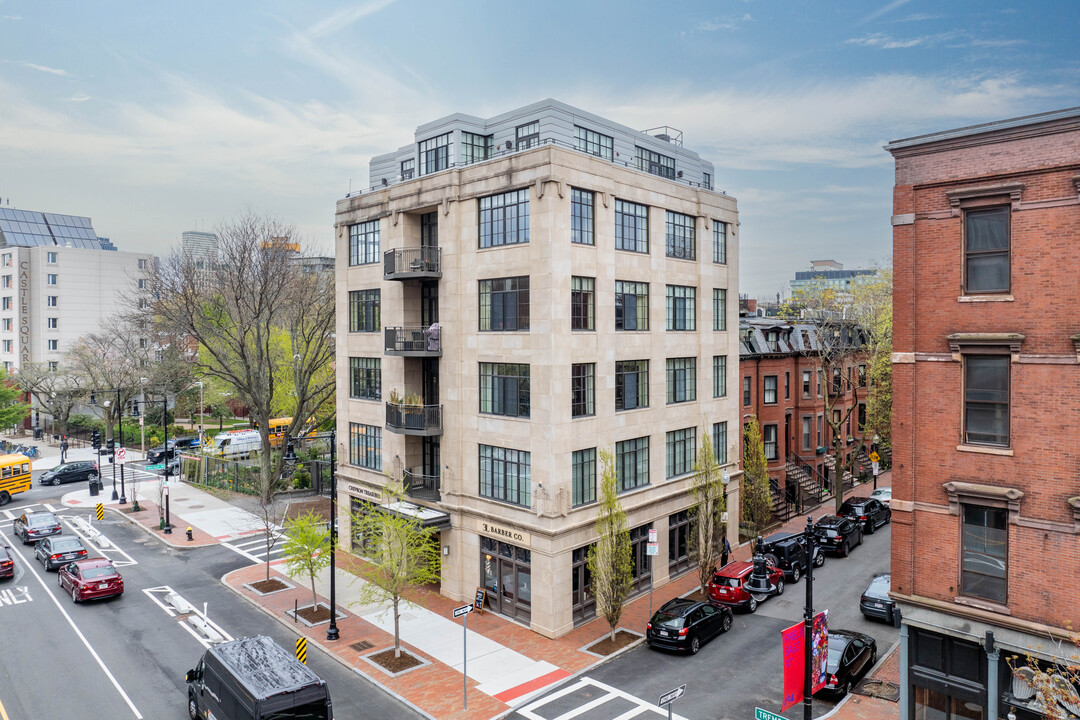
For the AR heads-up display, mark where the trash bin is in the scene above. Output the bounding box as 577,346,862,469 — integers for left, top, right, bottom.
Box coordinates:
89,479,100,497
34,427,43,440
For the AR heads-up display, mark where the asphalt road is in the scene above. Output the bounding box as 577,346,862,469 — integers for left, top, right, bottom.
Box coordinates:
512,522,897,720
0,480,423,720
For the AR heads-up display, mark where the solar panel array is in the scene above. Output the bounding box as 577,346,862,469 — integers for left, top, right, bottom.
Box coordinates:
0,208,104,249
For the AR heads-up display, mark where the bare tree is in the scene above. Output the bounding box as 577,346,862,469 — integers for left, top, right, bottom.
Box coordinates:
149,212,335,501
14,362,86,435
68,316,151,433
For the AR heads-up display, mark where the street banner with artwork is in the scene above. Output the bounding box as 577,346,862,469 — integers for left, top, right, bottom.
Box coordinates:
781,610,829,710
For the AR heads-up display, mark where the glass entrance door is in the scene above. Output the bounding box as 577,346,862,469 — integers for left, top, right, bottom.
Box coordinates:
481,537,531,622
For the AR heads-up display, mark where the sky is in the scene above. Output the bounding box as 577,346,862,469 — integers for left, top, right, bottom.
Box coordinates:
1,0,1077,298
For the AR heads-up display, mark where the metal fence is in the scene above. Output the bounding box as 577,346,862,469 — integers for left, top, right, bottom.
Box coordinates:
179,454,331,497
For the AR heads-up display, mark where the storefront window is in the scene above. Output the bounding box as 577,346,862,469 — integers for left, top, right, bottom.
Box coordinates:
480,537,531,622
668,511,691,576
571,546,595,624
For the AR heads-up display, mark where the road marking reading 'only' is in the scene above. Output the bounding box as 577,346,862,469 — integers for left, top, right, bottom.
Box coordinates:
0,587,32,606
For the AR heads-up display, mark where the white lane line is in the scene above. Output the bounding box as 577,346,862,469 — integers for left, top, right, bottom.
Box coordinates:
59,516,138,567
0,527,143,719
220,541,263,564
0,509,14,520
42,503,57,512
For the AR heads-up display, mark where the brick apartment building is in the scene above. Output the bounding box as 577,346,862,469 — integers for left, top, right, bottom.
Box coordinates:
886,107,1080,719
739,316,869,522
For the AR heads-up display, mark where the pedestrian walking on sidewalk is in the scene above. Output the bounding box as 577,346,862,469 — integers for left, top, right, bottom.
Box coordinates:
60,437,68,464
721,537,732,568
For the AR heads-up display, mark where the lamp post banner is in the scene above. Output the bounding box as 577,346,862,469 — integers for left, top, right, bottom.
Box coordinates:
811,610,829,694
781,621,804,711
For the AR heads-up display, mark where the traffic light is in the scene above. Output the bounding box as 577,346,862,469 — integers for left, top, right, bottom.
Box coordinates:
106,438,115,453
91,431,101,450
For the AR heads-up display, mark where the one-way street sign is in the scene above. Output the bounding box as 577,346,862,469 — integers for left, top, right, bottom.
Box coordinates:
658,684,686,706
453,604,473,618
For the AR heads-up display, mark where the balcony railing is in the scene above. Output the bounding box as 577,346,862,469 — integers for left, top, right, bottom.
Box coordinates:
384,247,442,279
404,471,440,502
385,402,443,436
384,325,442,356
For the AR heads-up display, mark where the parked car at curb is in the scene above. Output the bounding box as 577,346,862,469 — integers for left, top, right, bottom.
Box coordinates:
0,545,14,579
860,573,896,624
813,515,864,557
646,598,734,654
38,461,99,486
13,511,62,544
35,535,88,570
708,560,786,613
58,558,124,602
869,487,892,506
817,629,877,698
839,497,892,534
760,531,825,582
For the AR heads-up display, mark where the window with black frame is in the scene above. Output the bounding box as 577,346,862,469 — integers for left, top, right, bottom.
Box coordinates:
349,220,380,266
713,421,728,464
763,424,778,461
665,211,696,260
571,276,595,330
615,199,649,253
964,206,1010,294
666,285,696,330
574,126,613,160
572,448,596,506
713,221,727,264
461,132,493,165
400,158,415,180
615,280,649,330
571,363,595,418
615,360,649,411
964,355,1009,446
616,436,649,492
763,375,777,405
419,133,450,175
713,355,727,398
349,357,381,400
349,423,382,471
479,444,531,507
666,357,697,404
479,276,529,331
713,288,727,331
961,504,1007,603
348,289,380,332
571,188,595,245
479,189,529,248
515,121,539,149
666,427,696,478
636,146,675,179
479,362,530,418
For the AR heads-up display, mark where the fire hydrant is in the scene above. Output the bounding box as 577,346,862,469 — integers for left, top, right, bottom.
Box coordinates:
186,526,194,541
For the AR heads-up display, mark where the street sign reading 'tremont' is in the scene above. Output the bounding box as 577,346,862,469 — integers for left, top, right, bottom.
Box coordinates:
658,685,685,706
755,707,790,720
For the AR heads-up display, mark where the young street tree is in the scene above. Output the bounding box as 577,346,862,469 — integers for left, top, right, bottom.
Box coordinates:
742,416,772,539
0,368,31,430
689,428,725,598
149,213,335,504
352,478,441,659
587,449,634,643
782,279,875,513
282,510,332,611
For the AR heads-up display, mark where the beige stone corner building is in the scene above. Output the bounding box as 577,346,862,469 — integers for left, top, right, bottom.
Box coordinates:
333,99,741,638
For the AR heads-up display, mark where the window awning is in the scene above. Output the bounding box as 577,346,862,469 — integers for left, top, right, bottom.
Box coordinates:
380,500,451,530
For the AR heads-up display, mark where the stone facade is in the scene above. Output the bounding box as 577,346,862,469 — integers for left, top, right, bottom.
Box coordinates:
886,107,1080,720
334,102,740,639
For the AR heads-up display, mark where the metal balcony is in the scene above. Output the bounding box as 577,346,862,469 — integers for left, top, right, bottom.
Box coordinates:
385,403,443,436
384,247,442,280
384,325,442,357
404,471,440,502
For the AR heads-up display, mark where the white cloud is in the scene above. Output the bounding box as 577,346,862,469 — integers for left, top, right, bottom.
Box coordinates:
847,32,929,49
15,61,71,76
303,0,398,40
695,14,752,32
1,14,21,20
859,0,913,25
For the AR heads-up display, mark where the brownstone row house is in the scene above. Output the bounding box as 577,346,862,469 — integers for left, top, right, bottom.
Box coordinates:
887,107,1080,719
739,316,870,521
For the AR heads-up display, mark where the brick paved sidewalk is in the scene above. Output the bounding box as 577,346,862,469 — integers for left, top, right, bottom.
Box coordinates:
221,474,891,720
825,641,900,720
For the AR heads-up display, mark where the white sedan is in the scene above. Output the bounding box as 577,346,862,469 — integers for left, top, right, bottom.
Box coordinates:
869,487,892,506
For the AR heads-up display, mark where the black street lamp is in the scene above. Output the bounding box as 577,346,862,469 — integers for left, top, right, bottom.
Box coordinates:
90,389,127,503
800,516,817,720
161,390,172,534
326,428,339,641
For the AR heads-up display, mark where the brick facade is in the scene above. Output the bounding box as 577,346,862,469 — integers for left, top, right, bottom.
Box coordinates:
887,107,1080,720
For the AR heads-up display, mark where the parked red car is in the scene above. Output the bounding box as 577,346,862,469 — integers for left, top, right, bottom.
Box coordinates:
0,545,14,579
707,560,786,613
57,558,124,602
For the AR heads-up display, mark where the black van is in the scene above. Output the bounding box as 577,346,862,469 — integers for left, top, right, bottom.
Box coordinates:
186,636,332,720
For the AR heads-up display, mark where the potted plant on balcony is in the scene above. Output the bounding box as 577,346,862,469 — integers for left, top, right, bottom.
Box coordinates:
403,392,425,430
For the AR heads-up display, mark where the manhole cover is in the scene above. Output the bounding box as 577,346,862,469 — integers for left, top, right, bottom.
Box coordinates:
854,679,900,702
186,504,205,510
350,640,374,652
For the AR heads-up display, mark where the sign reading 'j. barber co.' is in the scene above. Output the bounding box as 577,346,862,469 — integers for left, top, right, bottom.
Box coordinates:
472,517,531,547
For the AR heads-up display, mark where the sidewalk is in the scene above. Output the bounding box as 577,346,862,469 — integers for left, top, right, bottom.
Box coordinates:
57,461,893,720
826,640,900,720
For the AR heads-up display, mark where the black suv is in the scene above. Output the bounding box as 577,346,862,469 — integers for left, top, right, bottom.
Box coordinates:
646,598,733,654
38,461,99,486
839,498,892,534
146,440,177,464
761,531,825,582
813,515,863,557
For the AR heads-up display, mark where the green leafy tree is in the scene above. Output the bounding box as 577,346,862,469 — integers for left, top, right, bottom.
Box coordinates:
282,510,332,609
742,416,772,538
351,478,441,659
587,449,634,643
0,368,30,429
689,427,726,597
853,270,893,453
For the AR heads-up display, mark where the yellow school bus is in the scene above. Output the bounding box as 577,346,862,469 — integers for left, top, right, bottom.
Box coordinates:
254,417,317,449
0,453,32,506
